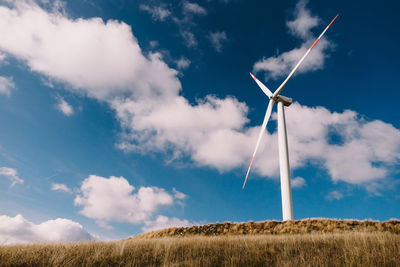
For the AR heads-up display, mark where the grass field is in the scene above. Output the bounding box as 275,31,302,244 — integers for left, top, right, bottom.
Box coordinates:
1,219,399,266
137,219,400,238
0,232,399,266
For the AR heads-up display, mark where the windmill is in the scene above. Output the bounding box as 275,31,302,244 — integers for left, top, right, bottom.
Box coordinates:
243,14,339,221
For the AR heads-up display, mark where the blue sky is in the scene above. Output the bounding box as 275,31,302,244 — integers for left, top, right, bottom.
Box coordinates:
0,0,399,243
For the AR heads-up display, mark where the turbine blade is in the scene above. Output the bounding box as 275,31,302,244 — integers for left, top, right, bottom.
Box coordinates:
249,72,273,98
243,99,275,189
272,14,339,98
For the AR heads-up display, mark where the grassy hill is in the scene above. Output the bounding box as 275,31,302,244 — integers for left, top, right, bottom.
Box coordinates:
0,219,399,266
136,218,400,238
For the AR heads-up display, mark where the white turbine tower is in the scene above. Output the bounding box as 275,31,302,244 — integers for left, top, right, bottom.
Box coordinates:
243,15,339,221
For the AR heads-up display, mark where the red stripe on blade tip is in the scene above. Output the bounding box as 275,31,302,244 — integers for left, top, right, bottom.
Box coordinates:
328,14,339,27
310,38,319,50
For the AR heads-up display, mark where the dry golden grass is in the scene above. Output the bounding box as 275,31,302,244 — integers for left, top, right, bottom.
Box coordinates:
0,232,399,266
137,219,400,238
1,219,399,266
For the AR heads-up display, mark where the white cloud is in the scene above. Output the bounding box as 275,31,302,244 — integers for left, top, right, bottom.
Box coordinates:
0,1,181,101
286,0,319,39
291,177,306,188
175,56,191,69
209,31,228,52
56,96,74,116
173,188,187,200
253,0,333,80
139,4,171,21
112,95,250,172
149,40,159,49
0,214,94,244
0,51,6,62
0,76,15,96
74,175,186,228
115,100,400,186
142,215,191,232
326,190,343,201
180,30,197,48
183,2,207,15
283,103,400,184
0,167,23,187
253,40,330,80
51,183,72,193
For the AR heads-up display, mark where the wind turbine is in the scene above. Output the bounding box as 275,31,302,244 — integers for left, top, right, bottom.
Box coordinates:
243,14,339,221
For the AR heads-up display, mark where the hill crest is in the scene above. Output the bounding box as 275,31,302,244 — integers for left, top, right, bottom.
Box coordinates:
136,219,400,238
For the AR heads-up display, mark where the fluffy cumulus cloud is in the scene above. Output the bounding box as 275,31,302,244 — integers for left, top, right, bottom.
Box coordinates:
0,1,399,191
112,95,250,171
0,1,181,101
111,73,399,183
283,104,400,184
0,167,24,187
116,99,400,186
0,214,94,244
74,175,187,229
55,96,74,116
253,0,333,80
286,0,319,39
0,76,15,96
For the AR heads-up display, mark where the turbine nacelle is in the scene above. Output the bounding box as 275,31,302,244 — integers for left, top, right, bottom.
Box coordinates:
273,95,292,107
